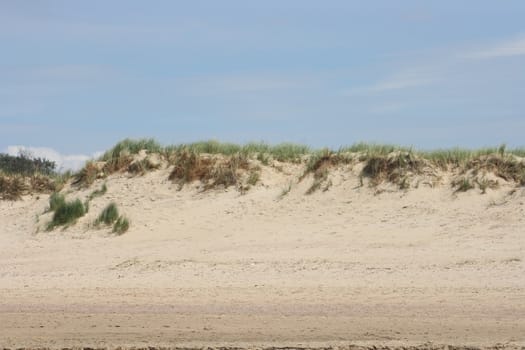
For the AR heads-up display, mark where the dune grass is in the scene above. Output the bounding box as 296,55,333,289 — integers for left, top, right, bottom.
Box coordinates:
113,216,130,235
95,202,119,226
68,138,525,193
49,192,66,212
168,150,253,191
0,173,28,200
47,198,87,230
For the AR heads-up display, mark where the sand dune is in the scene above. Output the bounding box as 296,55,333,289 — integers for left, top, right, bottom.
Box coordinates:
1,158,524,348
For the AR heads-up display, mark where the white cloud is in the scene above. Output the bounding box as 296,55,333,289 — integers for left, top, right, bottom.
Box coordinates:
461,35,525,59
5,146,100,172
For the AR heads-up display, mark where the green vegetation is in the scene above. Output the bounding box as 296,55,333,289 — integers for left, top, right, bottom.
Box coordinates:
0,152,56,176
88,183,107,201
66,138,525,194
49,192,66,211
113,216,130,235
361,152,423,188
91,199,130,234
100,138,162,162
0,153,66,200
47,198,87,230
95,202,119,226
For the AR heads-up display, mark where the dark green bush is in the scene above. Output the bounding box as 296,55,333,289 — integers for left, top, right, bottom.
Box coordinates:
0,153,56,176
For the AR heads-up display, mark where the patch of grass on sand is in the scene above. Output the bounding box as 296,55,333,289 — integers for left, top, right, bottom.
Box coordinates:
49,192,66,212
113,216,130,235
47,198,87,230
0,173,28,200
95,202,119,226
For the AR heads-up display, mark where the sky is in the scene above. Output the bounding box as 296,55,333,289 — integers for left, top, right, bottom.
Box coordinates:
1,1,525,170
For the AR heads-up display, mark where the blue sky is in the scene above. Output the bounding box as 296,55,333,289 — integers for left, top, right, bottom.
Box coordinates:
1,0,524,168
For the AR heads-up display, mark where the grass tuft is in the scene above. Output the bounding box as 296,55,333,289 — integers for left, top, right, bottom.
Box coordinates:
113,216,130,235
361,152,423,187
47,198,87,230
95,202,119,226
49,192,66,212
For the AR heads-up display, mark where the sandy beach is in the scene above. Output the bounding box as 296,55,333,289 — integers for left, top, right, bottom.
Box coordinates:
1,159,524,349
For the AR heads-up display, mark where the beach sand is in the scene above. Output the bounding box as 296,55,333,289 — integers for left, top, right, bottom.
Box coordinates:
1,164,524,348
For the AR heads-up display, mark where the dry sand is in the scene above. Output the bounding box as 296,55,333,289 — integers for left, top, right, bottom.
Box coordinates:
1,163,524,349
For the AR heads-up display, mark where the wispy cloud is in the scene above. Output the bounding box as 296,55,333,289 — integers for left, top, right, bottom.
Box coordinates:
177,73,310,96
5,146,101,171
461,34,525,59
342,69,438,96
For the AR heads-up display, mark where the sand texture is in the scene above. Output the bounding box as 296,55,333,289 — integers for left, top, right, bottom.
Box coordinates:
1,163,524,349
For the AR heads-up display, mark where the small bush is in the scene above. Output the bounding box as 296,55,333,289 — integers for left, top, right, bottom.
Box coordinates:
47,198,87,230
96,202,119,226
0,152,56,176
113,216,130,234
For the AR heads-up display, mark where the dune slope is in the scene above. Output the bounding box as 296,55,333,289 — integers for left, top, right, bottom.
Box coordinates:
1,161,524,348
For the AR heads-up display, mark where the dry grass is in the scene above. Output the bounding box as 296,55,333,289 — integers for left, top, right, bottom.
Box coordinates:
68,139,525,196
72,161,100,187
467,155,525,185
361,152,425,188
301,150,352,194
168,151,253,191
0,174,28,200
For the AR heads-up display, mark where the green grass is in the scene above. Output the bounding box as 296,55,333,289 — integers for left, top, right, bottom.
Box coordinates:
68,138,525,192
49,192,66,211
95,202,119,226
100,138,162,162
113,216,130,235
47,198,87,230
